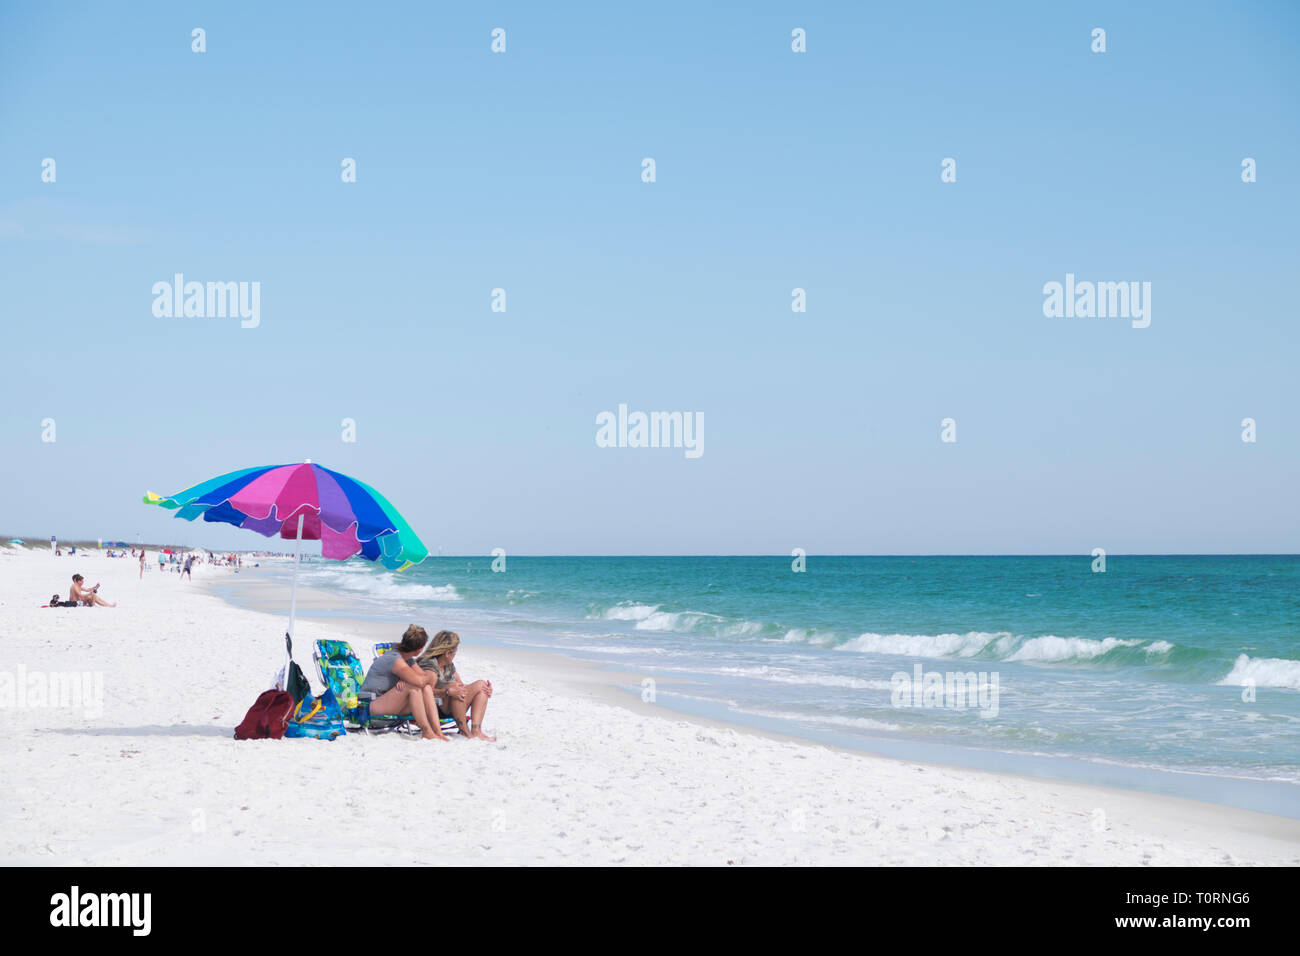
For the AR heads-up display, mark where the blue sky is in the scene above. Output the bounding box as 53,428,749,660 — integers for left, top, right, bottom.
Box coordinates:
1,1,1297,554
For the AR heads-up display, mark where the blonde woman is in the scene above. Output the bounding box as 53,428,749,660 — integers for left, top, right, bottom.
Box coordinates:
360,624,450,741
418,630,495,741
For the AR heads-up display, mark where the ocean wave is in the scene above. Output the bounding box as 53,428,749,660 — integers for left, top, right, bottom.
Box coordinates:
715,666,894,691
837,631,1010,659
834,630,1195,668
779,627,838,646
1005,636,1143,663
307,569,461,602
598,601,851,645
1217,655,1300,691
600,602,659,622
599,601,764,638
636,610,723,632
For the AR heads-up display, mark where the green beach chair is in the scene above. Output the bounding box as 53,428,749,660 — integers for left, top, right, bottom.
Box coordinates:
313,639,414,736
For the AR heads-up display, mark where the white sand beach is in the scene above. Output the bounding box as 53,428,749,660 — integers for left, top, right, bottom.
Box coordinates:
2,546,1298,866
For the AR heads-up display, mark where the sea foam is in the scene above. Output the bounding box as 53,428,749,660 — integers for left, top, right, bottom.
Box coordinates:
309,568,461,602
837,631,1009,659
1005,636,1142,663
1217,654,1300,691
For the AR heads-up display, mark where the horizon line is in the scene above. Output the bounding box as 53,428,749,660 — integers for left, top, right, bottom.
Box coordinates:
10,540,1299,560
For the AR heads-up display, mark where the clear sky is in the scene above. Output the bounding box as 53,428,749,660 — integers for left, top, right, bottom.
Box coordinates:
1,1,1296,555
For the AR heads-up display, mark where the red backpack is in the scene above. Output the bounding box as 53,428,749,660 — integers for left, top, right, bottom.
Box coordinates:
234,689,295,740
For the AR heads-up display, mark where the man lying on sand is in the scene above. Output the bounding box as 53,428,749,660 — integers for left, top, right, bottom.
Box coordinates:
360,625,450,742
70,574,116,607
418,630,495,741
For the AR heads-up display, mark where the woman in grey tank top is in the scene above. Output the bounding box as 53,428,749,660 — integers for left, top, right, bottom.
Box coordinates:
364,625,449,741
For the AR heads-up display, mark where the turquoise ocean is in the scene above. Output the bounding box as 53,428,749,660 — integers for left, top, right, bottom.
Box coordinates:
256,555,1299,813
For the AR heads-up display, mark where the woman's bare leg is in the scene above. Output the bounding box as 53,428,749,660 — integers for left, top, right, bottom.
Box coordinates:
419,684,450,740
370,682,438,740
405,687,439,739
368,683,411,716
453,682,494,740
445,695,472,737
466,689,495,740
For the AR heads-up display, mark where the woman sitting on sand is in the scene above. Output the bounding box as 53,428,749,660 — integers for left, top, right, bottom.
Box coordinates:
360,624,449,742
417,630,495,741
70,574,116,607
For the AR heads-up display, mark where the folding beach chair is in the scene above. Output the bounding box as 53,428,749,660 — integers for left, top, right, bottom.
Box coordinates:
313,639,415,736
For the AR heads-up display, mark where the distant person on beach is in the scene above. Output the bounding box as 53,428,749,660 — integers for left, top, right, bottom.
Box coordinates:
181,555,193,580
417,630,495,741
139,549,146,579
70,574,116,607
360,625,450,742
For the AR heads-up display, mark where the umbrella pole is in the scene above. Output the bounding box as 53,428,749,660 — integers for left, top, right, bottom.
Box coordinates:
286,513,304,668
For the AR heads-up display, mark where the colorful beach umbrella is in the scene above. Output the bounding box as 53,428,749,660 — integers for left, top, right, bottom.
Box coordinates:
143,460,428,650
143,461,427,569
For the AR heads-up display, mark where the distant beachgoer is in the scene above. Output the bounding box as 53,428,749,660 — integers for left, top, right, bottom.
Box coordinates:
417,630,495,741
181,555,193,580
139,549,146,579
360,625,449,741
70,573,115,607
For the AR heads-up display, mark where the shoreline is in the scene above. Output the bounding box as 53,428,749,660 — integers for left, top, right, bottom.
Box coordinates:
208,566,1300,822
3,547,1298,865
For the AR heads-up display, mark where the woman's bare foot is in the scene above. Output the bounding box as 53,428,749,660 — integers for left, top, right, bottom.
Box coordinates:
470,725,496,742
421,730,448,741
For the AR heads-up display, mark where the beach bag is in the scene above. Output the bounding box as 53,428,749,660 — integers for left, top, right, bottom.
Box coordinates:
273,659,311,705
275,632,312,705
234,689,295,740
285,661,311,705
285,687,346,741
